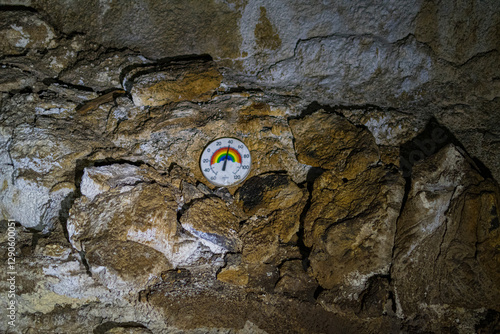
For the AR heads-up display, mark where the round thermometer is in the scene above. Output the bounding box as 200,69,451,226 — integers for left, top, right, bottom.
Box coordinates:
200,137,251,187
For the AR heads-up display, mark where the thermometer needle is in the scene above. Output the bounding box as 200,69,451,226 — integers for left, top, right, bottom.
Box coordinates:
222,145,230,171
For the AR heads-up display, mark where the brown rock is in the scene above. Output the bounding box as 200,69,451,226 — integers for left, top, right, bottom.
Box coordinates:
76,90,126,115
0,10,57,56
239,216,280,264
104,327,152,334
304,165,405,297
247,263,280,291
109,94,308,186
79,164,148,200
289,110,380,179
130,60,222,107
392,144,500,329
86,239,171,292
1,34,86,79
236,173,308,264
179,196,243,253
217,266,250,286
275,260,317,300
68,166,220,272
60,50,153,92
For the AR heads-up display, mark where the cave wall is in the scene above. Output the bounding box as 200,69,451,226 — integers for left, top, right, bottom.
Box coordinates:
1,1,500,333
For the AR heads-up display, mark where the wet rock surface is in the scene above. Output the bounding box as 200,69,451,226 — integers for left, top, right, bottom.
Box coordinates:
0,3,499,334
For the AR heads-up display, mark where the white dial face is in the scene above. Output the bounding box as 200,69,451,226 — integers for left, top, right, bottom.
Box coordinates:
200,137,251,187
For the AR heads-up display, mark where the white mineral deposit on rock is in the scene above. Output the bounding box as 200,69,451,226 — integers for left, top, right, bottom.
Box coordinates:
0,2,499,333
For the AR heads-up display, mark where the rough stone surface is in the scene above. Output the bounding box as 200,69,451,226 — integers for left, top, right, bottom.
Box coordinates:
275,259,317,301
179,196,243,254
236,173,307,265
0,10,57,56
392,144,500,333
305,166,405,304
0,2,499,333
60,50,153,92
130,60,223,107
68,165,235,272
105,328,152,334
0,67,36,92
290,110,380,179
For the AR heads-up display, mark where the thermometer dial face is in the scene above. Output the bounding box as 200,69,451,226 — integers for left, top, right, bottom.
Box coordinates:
200,137,251,187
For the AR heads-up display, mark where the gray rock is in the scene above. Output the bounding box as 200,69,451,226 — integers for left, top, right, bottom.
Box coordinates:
392,144,500,332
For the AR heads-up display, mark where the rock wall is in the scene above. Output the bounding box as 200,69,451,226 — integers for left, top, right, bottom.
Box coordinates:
0,2,499,333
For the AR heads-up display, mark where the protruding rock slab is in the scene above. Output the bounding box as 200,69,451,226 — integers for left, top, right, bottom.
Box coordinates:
130,60,222,107
179,196,243,254
68,164,246,292
289,110,379,179
305,166,405,298
392,144,500,330
86,239,171,292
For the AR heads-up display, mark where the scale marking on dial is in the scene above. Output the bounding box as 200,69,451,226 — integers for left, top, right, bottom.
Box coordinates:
200,137,251,187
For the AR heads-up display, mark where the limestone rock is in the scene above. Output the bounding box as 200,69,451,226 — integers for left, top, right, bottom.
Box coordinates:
236,173,308,264
130,60,222,107
247,263,280,291
236,173,305,219
59,50,153,92
341,108,424,147
217,251,280,291
112,94,309,185
0,222,114,317
435,98,500,186
1,3,499,330
179,196,243,254
104,327,152,334
289,110,379,179
1,34,87,79
275,260,317,300
0,10,57,56
392,144,500,331
217,266,249,287
69,167,208,270
0,67,36,93
414,0,500,64
214,173,309,290
80,164,147,201
304,165,405,300
15,1,500,186
69,163,248,286
253,34,433,106
86,239,171,293
31,0,244,60
0,108,104,232
0,222,172,334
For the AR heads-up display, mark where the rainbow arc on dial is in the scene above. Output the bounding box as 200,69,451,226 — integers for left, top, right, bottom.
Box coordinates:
210,147,242,165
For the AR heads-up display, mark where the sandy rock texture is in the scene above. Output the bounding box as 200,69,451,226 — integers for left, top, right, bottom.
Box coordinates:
392,144,500,333
0,2,499,334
